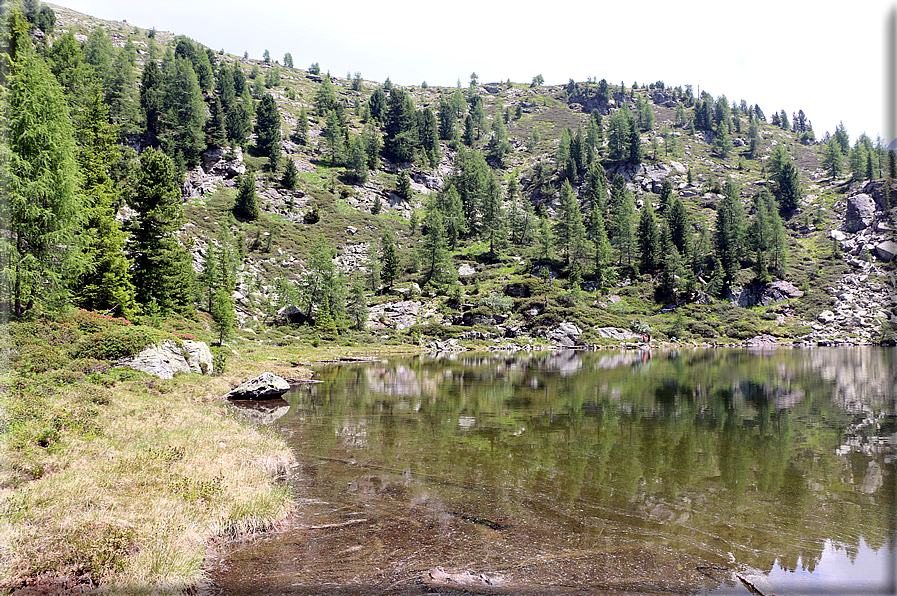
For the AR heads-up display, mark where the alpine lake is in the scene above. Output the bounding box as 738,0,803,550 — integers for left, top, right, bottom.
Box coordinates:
205,347,897,595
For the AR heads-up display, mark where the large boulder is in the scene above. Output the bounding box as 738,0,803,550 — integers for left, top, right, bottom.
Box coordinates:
226,372,291,400
733,280,803,308
116,340,213,380
546,321,582,347
276,305,313,326
845,193,877,232
594,327,641,341
874,240,897,261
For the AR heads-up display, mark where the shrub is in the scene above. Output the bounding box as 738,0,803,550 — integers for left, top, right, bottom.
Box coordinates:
74,325,173,361
477,292,514,313
65,309,132,334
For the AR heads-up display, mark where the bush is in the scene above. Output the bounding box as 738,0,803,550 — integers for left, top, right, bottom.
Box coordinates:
477,292,514,313
74,325,173,361
65,309,132,334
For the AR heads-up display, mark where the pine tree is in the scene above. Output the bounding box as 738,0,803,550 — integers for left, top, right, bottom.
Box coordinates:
384,88,418,162
347,275,368,330
281,157,299,190
293,107,309,145
637,201,660,272
128,148,194,316
73,89,140,319
347,135,368,184
233,171,260,220
554,180,587,266
204,96,227,149
481,172,507,256
2,40,84,317
161,57,207,166
396,170,412,200
380,230,400,290
776,157,801,213
667,196,691,259
105,45,140,136
418,208,454,286
821,138,843,180
255,93,281,171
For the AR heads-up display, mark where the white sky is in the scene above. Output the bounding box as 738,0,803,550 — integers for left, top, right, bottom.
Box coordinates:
55,0,896,145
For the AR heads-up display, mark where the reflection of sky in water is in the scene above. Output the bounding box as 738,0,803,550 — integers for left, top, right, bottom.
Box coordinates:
767,539,895,595
711,539,895,595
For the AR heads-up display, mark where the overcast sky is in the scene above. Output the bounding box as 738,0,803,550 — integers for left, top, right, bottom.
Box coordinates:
55,0,896,145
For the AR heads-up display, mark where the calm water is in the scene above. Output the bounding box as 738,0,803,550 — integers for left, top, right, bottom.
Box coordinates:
206,348,897,595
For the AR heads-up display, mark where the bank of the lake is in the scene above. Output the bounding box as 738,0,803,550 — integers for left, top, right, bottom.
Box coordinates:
0,311,428,595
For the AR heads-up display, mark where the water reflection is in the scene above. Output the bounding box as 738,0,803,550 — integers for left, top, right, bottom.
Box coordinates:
206,348,897,595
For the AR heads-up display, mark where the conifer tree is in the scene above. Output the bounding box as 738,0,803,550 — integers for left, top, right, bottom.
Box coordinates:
74,90,140,319
362,121,381,170
204,96,227,149
775,157,801,213
293,107,309,145
380,230,400,290
347,135,368,184
281,157,299,190
106,45,141,136
128,148,194,316
481,173,507,256
384,88,418,162
637,201,660,272
255,93,281,171
592,212,612,285
667,196,691,259
233,171,260,220
418,208,454,286
821,138,843,180
2,39,84,317
554,180,587,266
161,57,207,166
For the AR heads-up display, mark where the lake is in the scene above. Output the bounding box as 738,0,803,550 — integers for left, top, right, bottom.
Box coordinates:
205,348,896,595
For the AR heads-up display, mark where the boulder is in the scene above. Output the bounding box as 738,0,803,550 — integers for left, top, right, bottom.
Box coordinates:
874,240,897,261
845,193,876,232
226,372,291,400
458,263,476,277
276,305,313,326
546,321,582,347
817,310,836,324
183,340,213,375
116,339,213,380
733,280,803,308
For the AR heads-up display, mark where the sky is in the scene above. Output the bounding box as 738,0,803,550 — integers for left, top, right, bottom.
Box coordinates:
54,0,897,145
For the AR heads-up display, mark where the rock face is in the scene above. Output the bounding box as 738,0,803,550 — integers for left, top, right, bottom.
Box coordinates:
874,240,897,261
594,327,641,341
226,372,291,400
116,340,213,380
845,193,877,232
733,280,803,308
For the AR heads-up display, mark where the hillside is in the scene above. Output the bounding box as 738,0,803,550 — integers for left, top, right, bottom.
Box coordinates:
9,3,897,349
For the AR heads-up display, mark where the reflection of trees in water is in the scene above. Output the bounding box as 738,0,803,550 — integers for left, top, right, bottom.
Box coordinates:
295,349,896,577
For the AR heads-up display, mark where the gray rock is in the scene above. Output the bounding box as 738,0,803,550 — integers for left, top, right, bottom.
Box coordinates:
229,398,291,424
183,340,213,375
874,240,897,261
116,339,213,380
226,372,291,400
830,230,848,242
594,327,640,341
276,305,312,326
458,263,476,276
845,193,876,232
817,310,836,323
546,321,582,347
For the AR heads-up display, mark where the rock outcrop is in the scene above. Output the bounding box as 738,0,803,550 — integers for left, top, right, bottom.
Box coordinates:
116,340,212,379
226,372,291,400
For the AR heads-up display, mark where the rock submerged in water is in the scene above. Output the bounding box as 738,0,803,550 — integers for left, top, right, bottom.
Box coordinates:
226,372,291,400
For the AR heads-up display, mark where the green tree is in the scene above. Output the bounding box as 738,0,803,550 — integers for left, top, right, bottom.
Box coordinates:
775,156,801,212
73,90,140,319
554,180,587,265
293,107,309,145
347,134,368,183
481,172,507,256
713,178,747,288
347,275,368,330
128,148,194,316
255,93,282,171
161,57,207,166
637,201,660,272
283,52,293,68
281,157,299,189
713,122,733,158
2,42,84,317
380,231,400,291
233,171,260,220
667,196,691,259
384,88,418,162
418,208,454,286
204,96,227,149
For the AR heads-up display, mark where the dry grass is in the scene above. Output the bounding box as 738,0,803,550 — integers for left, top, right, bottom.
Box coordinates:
0,365,295,594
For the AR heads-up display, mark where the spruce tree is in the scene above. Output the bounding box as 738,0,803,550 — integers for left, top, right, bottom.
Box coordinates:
74,90,140,319
481,173,507,256
347,135,368,184
281,157,299,190
554,180,587,266
128,148,194,316
384,88,418,162
380,231,400,290
776,158,801,213
293,107,309,145
637,201,660,272
161,57,207,166
233,171,260,220
667,197,691,259
255,93,281,171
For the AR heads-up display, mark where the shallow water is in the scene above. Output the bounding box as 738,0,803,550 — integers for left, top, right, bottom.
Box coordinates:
206,348,897,595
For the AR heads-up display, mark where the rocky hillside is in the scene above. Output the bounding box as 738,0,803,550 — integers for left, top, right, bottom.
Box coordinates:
44,4,897,349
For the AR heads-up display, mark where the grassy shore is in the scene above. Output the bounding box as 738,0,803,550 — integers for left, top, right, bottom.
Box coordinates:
0,311,425,595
